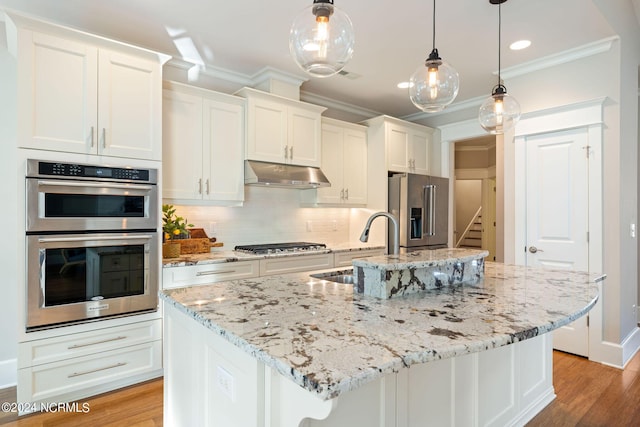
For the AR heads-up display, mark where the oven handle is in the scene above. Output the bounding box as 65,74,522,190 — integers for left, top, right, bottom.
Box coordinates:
36,179,155,191
38,234,154,243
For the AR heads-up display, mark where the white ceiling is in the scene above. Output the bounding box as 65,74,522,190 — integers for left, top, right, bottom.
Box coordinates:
0,0,633,120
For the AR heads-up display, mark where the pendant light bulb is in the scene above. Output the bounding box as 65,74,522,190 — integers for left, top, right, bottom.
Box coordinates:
410,48,459,113
289,0,355,78
479,84,521,134
409,0,459,113
479,0,520,134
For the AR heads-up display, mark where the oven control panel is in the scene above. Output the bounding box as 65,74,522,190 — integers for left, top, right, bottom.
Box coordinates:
27,160,157,183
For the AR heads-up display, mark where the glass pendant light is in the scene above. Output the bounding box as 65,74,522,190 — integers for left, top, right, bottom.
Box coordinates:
409,0,459,113
478,0,520,134
289,0,355,78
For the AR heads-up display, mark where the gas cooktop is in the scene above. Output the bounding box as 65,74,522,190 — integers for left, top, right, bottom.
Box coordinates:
234,242,327,255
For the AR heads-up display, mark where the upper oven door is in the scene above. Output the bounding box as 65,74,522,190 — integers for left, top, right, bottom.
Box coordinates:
26,178,158,232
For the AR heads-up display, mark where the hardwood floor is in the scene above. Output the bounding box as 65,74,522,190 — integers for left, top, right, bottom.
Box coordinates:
0,379,163,426
1,349,640,426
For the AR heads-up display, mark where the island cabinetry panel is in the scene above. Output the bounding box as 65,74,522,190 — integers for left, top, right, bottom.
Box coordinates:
17,319,162,412
162,260,260,289
163,82,245,204
163,300,554,427
164,301,265,427
259,254,333,276
14,27,164,160
332,248,384,267
362,115,434,175
237,87,326,167
310,118,367,206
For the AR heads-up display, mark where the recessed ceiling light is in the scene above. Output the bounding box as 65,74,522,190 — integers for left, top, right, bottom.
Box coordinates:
397,81,413,89
510,40,531,50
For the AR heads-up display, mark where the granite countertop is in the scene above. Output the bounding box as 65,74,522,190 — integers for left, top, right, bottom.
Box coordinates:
160,262,602,400
353,247,490,270
162,244,385,267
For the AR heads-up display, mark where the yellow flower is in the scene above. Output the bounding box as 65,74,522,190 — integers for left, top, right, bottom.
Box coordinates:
173,229,180,235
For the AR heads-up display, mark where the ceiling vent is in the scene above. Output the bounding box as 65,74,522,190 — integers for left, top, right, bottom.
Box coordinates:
338,70,362,80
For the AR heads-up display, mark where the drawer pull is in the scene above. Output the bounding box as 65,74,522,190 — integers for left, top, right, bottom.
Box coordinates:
68,335,127,349
68,362,127,378
196,269,236,276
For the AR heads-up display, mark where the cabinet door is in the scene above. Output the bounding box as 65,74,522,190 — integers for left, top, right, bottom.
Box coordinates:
246,98,287,163
203,99,245,202
316,123,344,204
409,130,430,175
98,49,162,160
386,124,410,173
162,90,204,200
343,128,368,205
18,31,98,153
288,106,321,166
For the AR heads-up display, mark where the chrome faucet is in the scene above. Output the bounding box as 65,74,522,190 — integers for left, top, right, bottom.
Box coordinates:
360,211,400,257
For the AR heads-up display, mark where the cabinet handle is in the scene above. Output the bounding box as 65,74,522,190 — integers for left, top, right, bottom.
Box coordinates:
90,126,95,148
196,269,237,276
198,178,203,194
284,145,289,160
289,146,294,160
68,362,127,378
345,188,349,200
68,335,128,350
102,128,106,149
205,179,210,195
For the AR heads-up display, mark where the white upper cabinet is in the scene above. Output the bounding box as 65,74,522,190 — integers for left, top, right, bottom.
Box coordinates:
363,115,434,176
236,87,326,167
162,82,245,205
314,118,367,205
11,18,166,160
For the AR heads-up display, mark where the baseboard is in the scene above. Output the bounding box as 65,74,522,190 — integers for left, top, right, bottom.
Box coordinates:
591,326,640,369
509,387,556,427
0,359,17,389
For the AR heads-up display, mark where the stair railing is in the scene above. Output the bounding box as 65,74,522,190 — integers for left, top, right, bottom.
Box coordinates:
455,206,483,248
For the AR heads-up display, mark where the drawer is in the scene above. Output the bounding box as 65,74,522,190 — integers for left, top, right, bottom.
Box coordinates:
259,253,333,276
162,260,260,289
19,319,162,368
18,340,162,402
333,249,384,267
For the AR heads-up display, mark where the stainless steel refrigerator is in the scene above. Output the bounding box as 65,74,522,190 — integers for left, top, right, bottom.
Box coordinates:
388,173,449,251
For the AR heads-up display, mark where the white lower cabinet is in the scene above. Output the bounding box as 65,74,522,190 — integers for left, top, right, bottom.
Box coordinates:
162,260,260,289
333,249,384,267
17,319,162,413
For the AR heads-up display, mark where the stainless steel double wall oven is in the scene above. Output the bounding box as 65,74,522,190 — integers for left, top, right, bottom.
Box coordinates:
25,159,159,330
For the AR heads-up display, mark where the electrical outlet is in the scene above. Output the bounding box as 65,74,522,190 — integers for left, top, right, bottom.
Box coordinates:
216,366,235,402
209,222,217,236
306,220,313,232
631,223,636,238
332,220,337,231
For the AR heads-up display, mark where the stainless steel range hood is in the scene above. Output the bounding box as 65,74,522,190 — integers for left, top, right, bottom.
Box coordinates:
244,160,331,189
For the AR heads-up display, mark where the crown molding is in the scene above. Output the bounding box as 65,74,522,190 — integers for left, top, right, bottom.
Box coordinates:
401,95,486,122
300,91,383,120
499,36,618,81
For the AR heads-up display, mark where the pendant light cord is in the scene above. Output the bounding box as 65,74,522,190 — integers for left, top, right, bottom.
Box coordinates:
432,0,436,50
497,2,502,86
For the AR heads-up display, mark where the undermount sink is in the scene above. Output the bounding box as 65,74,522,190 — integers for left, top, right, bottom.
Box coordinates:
310,270,355,285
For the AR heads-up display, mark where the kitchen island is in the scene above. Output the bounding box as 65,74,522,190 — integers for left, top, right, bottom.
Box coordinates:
160,256,602,427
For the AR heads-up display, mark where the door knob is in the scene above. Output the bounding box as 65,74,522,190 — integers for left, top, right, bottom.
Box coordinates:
528,246,544,254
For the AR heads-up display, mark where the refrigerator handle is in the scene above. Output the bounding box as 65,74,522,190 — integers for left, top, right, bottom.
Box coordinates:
425,185,436,236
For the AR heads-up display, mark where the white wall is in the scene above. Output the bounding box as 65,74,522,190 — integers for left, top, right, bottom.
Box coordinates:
0,23,18,388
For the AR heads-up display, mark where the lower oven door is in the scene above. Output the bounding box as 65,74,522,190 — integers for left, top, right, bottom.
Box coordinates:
26,232,159,330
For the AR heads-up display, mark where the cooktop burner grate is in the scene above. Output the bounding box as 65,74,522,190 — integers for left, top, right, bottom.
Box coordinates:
234,242,327,255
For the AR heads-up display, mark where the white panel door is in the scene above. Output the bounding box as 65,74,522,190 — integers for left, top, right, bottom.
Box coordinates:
525,127,590,356
409,130,429,175
247,98,287,163
386,124,409,172
342,128,367,205
288,106,321,167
